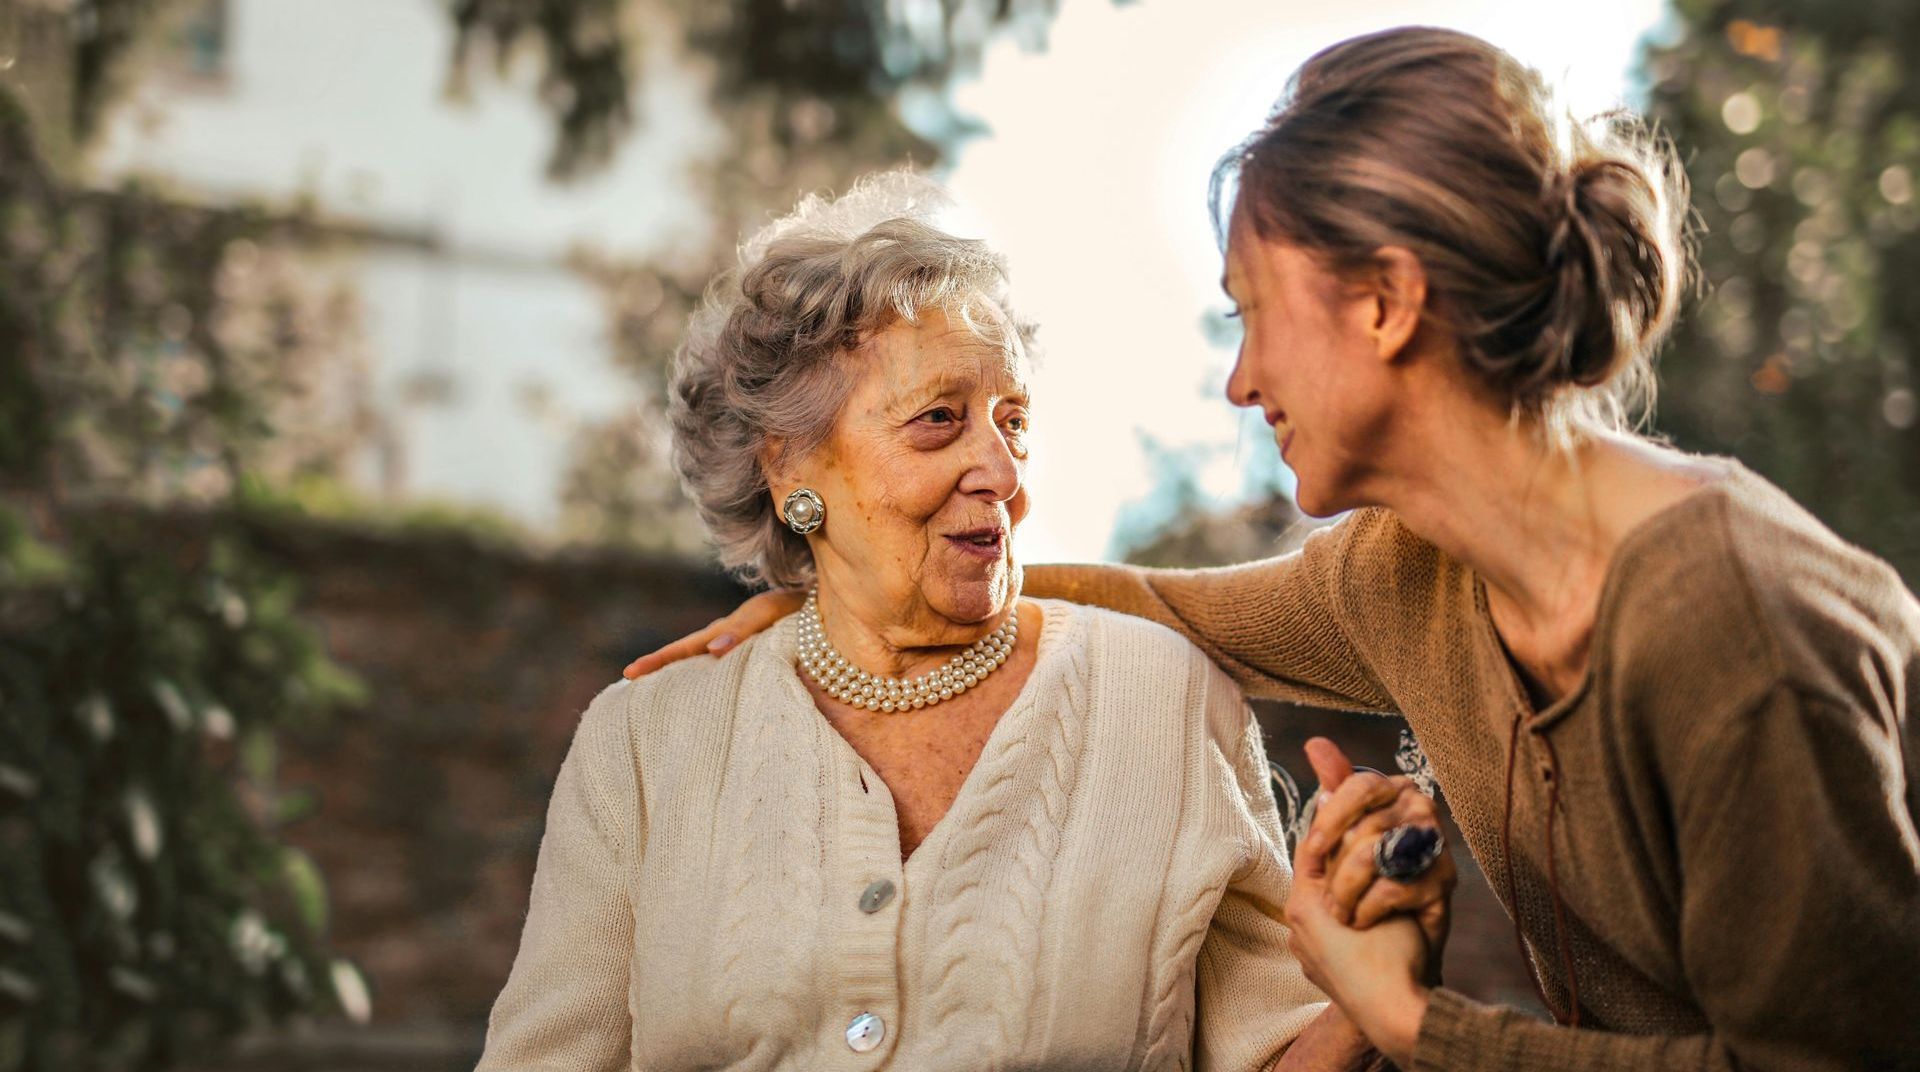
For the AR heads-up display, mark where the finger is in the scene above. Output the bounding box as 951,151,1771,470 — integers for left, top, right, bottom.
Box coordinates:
1419,893,1453,953
1387,783,1442,827
1303,737,1354,792
1348,877,1426,930
746,587,807,628
1302,772,1406,859
623,620,729,679
1349,853,1456,930
1292,833,1329,883
1324,820,1395,922
1285,870,1332,931
1325,787,1434,867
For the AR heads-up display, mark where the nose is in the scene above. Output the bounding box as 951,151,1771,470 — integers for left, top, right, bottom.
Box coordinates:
1225,345,1260,409
956,420,1022,502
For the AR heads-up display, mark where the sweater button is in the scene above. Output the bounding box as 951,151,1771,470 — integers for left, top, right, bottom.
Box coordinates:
846,1012,885,1052
858,879,896,914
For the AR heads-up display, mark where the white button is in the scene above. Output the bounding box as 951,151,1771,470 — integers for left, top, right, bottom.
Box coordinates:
846,1011,884,1053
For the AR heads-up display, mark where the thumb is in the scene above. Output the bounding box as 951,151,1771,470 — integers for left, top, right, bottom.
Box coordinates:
1304,736,1355,793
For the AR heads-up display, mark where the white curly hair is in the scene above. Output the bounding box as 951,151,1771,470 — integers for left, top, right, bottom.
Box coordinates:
668,170,1036,588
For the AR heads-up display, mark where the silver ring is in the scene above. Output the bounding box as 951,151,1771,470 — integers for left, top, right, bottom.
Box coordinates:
1374,823,1444,883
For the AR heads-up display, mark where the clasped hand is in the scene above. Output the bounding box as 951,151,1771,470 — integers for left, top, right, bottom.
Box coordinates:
1285,738,1457,1068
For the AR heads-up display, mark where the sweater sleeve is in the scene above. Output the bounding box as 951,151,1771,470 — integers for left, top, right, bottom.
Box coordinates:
1192,668,1334,1071
1023,519,1395,712
476,681,641,1071
1414,683,1920,1072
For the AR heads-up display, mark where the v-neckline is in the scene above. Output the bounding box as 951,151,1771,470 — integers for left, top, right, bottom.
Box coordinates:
1467,460,1743,731
763,599,1072,871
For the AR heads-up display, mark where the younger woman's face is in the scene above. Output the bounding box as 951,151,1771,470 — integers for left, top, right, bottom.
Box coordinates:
1221,206,1402,517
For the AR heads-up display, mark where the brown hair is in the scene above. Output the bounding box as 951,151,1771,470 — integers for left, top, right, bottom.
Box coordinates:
1215,26,1690,434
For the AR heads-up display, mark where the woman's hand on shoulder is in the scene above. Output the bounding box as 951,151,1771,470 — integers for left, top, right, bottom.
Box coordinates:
622,588,806,679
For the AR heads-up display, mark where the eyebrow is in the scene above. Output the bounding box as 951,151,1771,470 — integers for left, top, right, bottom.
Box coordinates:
882,367,976,408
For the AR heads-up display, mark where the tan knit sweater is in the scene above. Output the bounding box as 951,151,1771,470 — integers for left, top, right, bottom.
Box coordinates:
476,599,1328,1071
1028,460,1920,1071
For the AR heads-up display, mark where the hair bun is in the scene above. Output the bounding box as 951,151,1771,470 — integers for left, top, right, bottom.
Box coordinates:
1523,126,1686,398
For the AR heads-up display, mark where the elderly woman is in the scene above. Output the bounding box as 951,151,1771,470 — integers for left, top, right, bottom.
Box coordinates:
475,175,1389,1070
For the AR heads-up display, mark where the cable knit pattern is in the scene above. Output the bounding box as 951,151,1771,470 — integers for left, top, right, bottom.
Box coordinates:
922,607,1087,1059
475,599,1327,1071
712,665,823,1052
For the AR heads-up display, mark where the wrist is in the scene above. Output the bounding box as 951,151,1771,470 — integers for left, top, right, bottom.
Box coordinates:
1358,980,1430,1069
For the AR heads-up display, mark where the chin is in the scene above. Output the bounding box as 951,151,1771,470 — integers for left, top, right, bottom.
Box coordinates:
1290,475,1350,520
927,561,1022,625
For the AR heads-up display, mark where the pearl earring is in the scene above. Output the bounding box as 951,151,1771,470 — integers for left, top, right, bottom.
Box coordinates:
783,487,825,534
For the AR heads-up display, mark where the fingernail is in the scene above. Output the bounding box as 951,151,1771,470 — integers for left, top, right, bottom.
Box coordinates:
707,634,736,653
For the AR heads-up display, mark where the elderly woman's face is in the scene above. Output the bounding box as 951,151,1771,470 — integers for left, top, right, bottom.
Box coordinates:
792,310,1031,632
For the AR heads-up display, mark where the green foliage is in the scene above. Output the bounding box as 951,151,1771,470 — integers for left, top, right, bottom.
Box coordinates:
0,36,366,1068
1645,1,1920,581
0,508,363,1071
450,0,1071,178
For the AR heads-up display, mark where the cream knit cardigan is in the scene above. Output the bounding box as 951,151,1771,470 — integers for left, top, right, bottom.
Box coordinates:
475,599,1326,1070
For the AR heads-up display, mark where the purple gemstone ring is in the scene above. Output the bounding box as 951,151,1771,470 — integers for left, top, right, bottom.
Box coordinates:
1374,823,1444,882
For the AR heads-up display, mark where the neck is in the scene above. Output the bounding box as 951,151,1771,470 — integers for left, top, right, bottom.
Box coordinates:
1361,396,1720,695
811,584,1016,679
1384,418,1616,635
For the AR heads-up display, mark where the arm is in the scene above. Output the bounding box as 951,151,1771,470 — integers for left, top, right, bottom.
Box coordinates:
476,682,640,1071
1025,520,1393,712
1193,675,1376,1072
1411,683,1920,1071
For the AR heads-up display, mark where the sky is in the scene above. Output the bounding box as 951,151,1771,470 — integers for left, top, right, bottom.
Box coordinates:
91,0,1669,560
939,0,1669,562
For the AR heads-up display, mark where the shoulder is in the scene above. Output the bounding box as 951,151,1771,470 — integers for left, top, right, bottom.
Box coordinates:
1049,597,1229,680
1041,598,1254,747
1328,508,1462,620
605,626,785,766
1604,464,1919,721
1713,471,1920,706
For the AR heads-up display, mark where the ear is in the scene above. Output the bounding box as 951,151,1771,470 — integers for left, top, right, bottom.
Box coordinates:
758,436,795,500
1369,246,1427,363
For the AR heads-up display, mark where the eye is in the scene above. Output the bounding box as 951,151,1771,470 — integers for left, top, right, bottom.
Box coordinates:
1004,413,1029,434
920,406,959,425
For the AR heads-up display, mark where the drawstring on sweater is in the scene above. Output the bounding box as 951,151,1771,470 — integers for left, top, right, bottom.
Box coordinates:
1501,710,1583,1028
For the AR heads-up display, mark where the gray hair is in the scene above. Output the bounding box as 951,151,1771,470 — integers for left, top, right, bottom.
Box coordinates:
669,171,1035,589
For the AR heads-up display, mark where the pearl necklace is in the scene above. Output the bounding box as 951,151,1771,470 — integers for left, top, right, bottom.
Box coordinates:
797,589,1018,712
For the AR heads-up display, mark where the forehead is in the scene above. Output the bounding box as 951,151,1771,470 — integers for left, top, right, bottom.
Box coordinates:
1222,211,1342,306
1222,202,1264,280
856,308,1030,400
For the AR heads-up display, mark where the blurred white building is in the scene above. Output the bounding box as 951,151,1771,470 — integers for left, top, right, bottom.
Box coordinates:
90,0,721,529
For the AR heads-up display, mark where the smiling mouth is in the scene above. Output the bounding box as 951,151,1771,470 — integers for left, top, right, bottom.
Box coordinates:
945,529,1007,558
